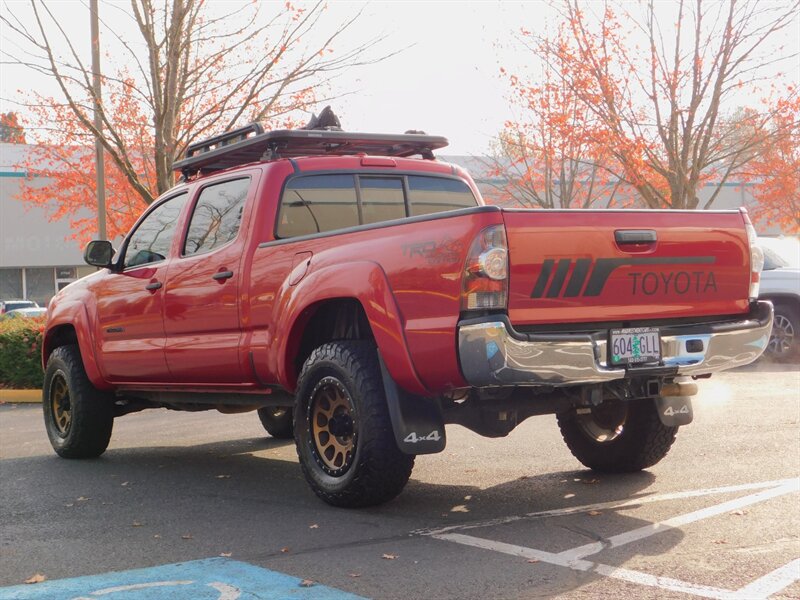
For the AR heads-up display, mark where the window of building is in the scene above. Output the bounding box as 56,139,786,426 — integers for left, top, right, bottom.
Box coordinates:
124,192,189,268
277,175,359,238
25,267,54,306
408,176,477,216
0,268,23,299
184,178,250,256
360,177,405,225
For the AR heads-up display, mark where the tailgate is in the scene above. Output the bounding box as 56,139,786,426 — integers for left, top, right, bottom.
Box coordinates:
503,209,750,325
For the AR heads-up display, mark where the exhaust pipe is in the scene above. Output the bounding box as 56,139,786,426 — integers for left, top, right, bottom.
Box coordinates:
660,381,698,397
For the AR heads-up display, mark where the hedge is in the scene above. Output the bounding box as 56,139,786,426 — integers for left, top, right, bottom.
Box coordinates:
0,316,45,389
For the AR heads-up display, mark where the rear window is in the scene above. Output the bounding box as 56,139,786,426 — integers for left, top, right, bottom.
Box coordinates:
276,174,477,239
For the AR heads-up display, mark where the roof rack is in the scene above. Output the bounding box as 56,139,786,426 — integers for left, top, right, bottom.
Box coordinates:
173,124,449,178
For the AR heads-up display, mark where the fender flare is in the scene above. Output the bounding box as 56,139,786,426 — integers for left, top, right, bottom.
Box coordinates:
44,301,110,390
271,261,429,396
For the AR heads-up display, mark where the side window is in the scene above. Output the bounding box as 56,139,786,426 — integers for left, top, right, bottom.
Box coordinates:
124,192,189,268
408,176,477,216
360,177,405,225
184,178,250,256
277,175,358,238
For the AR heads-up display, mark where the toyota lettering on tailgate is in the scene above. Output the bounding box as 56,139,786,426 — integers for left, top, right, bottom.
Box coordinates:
531,256,717,298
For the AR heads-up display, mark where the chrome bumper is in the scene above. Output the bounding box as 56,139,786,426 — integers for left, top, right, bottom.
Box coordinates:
458,302,773,387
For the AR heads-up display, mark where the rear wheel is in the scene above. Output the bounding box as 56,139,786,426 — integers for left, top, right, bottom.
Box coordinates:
43,345,114,458
557,399,677,472
294,341,414,507
257,407,294,439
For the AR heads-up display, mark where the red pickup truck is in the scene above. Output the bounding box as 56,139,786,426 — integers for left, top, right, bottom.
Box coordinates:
42,115,773,507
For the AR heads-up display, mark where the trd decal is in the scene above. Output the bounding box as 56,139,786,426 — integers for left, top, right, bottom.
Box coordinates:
402,237,461,265
531,256,717,298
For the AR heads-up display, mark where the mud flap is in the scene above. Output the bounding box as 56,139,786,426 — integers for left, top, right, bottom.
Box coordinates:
655,396,693,427
379,356,446,455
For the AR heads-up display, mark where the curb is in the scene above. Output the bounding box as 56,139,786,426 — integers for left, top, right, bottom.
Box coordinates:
0,389,41,404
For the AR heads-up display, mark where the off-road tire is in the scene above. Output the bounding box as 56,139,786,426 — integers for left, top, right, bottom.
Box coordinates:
294,341,415,507
557,399,678,472
257,407,294,439
765,303,799,362
43,344,114,458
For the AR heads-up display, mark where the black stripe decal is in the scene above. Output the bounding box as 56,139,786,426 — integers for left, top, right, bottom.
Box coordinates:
530,259,555,298
546,259,571,298
564,258,592,297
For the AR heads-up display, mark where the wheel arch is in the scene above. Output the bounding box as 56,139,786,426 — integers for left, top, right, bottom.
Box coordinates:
273,261,428,396
43,303,110,390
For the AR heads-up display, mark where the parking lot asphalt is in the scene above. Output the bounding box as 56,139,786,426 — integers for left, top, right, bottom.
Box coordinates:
1,363,798,599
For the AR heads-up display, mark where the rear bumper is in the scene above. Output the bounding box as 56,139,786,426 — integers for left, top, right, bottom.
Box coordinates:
457,301,773,387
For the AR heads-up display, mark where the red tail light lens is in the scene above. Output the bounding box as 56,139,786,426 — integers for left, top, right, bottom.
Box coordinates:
462,225,508,312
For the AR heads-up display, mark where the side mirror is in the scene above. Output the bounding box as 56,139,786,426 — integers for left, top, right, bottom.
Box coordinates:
83,240,116,269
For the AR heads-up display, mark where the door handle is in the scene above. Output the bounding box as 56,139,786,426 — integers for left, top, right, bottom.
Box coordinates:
145,281,162,291
212,270,234,281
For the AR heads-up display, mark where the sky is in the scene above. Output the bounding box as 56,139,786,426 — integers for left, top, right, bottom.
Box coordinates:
1,1,798,156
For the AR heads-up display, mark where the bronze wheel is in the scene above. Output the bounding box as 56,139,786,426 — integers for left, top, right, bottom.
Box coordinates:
575,401,628,442
49,372,72,436
309,377,356,476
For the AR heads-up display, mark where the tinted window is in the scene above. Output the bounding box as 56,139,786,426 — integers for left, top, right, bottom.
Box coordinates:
360,177,405,224
277,175,358,238
185,178,250,255
124,193,189,268
408,176,477,216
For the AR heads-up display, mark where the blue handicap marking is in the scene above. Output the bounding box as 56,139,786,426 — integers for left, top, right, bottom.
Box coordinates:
0,557,366,600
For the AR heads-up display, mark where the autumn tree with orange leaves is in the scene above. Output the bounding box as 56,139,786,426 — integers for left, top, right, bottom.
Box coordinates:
497,0,799,213
739,96,799,233
1,0,389,242
488,26,628,209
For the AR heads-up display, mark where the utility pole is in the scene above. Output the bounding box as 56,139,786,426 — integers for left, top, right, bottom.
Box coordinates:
90,0,107,241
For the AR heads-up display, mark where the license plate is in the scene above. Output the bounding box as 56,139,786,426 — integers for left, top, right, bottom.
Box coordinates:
610,327,661,366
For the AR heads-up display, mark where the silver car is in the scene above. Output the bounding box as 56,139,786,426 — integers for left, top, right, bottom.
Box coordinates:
757,237,800,361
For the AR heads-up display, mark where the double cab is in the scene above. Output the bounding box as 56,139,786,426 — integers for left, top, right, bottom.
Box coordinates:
42,117,773,507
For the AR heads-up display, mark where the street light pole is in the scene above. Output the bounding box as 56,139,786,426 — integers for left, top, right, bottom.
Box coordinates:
90,0,107,241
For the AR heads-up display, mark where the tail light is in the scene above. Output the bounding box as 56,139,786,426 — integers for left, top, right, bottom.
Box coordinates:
741,208,763,301
461,224,508,312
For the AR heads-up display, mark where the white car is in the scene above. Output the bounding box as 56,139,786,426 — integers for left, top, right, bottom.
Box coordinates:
757,237,799,361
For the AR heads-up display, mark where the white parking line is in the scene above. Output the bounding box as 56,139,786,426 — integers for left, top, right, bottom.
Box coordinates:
558,480,799,561
429,478,800,599
417,478,797,536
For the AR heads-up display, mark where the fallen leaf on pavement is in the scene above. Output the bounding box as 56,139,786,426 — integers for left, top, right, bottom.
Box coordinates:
527,559,540,564
181,534,192,540
215,475,230,479
309,524,319,529
299,579,315,587
24,574,45,584
280,547,290,553
121,482,129,486
588,510,602,516
220,552,232,557
76,496,89,501
349,573,361,578
582,478,600,485
153,534,161,539
731,510,747,516
382,553,398,560
132,521,142,527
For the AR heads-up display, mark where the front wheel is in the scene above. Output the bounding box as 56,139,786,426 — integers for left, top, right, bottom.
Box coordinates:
294,341,414,507
557,399,677,472
43,345,114,458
